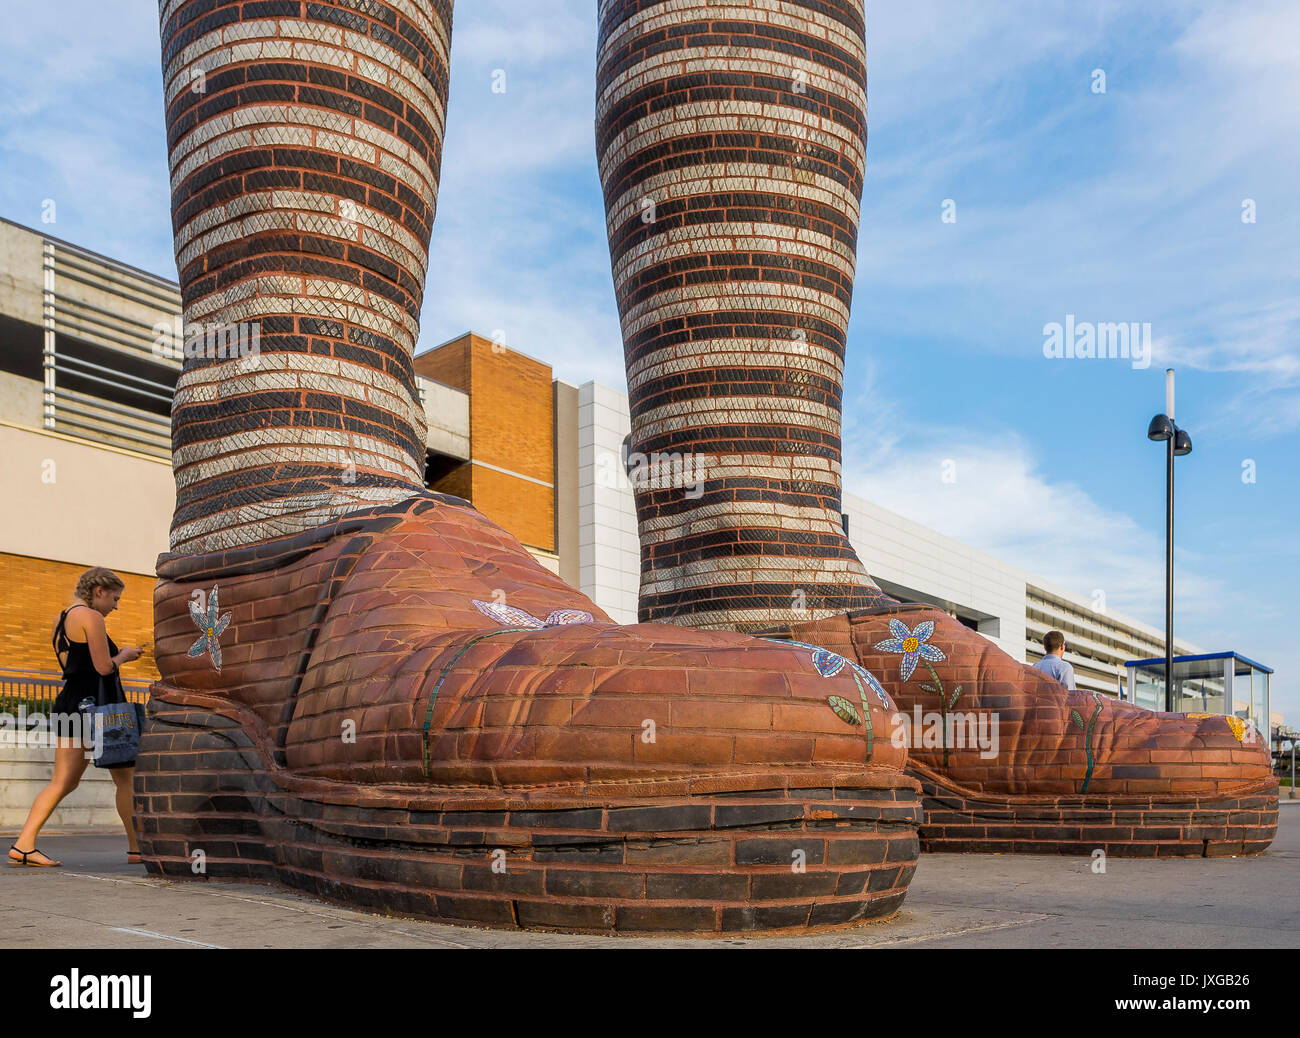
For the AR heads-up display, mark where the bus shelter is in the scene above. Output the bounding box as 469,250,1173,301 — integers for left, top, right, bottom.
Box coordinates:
1124,652,1272,746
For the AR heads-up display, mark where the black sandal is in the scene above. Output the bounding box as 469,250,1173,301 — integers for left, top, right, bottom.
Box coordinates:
8,844,60,867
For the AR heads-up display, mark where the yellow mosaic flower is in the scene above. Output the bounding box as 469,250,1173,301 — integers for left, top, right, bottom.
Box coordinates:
1186,713,1252,744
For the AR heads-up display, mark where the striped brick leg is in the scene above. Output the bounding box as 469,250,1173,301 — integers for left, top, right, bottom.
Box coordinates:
160,0,453,554
597,0,891,631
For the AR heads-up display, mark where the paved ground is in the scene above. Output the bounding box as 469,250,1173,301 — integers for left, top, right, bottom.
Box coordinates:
4,803,1297,949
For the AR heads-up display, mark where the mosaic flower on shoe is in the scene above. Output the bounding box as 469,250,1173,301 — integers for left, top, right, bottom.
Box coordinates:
187,584,231,670
473,601,595,629
873,619,946,682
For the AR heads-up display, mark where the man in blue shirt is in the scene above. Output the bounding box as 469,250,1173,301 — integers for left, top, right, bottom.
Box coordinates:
1033,630,1077,690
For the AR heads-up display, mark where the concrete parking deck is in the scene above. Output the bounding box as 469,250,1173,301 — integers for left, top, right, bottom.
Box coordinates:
4,804,1296,949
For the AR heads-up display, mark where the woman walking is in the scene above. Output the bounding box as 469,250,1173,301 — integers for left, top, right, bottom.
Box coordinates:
8,568,144,867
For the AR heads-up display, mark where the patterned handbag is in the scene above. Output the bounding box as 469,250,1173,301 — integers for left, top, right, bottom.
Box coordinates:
90,672,145,768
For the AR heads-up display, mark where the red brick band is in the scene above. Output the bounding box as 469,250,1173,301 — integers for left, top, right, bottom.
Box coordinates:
597,0,888,630
160,0,453,554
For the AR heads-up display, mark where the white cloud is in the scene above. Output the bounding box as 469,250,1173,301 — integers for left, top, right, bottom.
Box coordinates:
842,428,1220,619
841,419,1297,720
858,0,1300,436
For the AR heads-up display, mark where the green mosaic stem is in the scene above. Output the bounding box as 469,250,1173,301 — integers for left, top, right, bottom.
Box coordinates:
421,627,536,777
921,659,950,767
1080,691,1104,794
851,671,874,763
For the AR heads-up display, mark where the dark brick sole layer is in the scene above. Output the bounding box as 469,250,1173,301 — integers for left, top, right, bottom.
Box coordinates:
910,762,1279,857
134,694,923,935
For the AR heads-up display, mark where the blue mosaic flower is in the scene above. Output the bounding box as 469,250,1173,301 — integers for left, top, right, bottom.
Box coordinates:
856,667,894,712
473,600,594,629
766,639,894,710
187,584,232,670
873,618,945,683
811,647,846,677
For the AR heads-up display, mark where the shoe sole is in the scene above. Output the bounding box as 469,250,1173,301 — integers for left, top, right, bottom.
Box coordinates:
134,689,924,935
910,761,1279,856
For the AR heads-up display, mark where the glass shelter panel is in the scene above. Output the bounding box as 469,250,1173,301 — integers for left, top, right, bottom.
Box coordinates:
1125,653,1269,727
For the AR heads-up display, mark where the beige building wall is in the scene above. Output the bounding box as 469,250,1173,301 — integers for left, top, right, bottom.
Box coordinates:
418,376,471,462
553,380,580,590
0,220,45,325
0,371,43,427
0,422,173,576
0,744,123,829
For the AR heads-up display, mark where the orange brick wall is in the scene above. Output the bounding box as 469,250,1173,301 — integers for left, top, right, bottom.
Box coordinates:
415,333,555,553
431,462,472,502
0,553,159,682
472,465,553,553
415,338,469,392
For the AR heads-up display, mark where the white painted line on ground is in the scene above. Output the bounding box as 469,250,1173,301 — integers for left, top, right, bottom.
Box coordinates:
109,927,226,949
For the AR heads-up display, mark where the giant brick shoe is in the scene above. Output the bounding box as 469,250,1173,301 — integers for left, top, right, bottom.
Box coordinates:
773,606,1278,857
595,0,1278,857
142,0,922,933
140,494,923,933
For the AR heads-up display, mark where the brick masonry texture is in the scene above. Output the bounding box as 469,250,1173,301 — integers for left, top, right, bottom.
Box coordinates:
141,497,922,932
137,701,920,933
147,1,926,933
0,553,159,681
144,0,1273,926
597,0,891,632
414,334,556,553
160,0,455,554
769,604,1280,854
149,499,913,786
913,770,1278,857
594,0,1273,859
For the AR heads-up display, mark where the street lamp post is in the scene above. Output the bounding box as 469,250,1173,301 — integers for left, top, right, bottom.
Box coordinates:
1147,369,1192,712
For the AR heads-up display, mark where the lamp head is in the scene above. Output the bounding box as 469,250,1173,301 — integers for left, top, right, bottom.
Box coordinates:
1174,428,1193,456
1147,414,1175,441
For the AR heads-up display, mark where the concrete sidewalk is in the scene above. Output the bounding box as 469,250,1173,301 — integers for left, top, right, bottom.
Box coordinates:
4,805,1296,949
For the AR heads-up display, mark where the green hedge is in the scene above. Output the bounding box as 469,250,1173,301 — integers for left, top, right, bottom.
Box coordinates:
0,698,55,716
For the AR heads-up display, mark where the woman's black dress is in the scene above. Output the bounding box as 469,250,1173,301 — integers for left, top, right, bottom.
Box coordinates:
51,604,130,765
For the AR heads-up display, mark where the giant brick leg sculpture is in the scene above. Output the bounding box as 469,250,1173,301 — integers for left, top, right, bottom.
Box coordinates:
596,0,1278,856
138,0,925,934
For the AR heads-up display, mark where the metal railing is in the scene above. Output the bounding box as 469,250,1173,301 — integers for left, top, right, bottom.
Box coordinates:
0,667,152,715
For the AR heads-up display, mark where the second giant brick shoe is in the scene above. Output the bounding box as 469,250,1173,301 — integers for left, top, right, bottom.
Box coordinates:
770,605,1278,857
594,0,1278,859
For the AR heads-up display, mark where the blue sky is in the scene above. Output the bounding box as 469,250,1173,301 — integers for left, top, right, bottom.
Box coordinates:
1,0,1296,722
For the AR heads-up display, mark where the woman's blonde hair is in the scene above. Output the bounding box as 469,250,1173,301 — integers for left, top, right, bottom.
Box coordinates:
75,567,125,605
